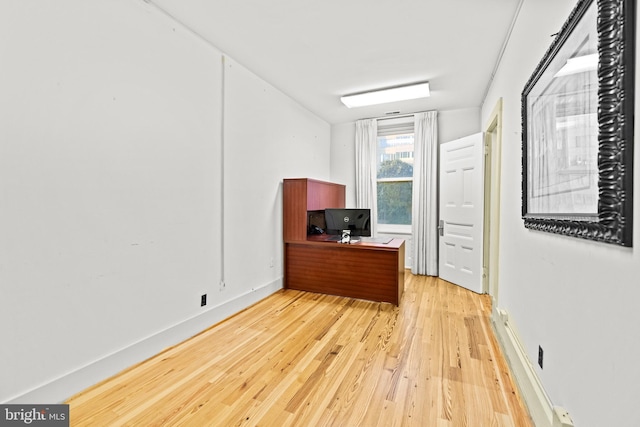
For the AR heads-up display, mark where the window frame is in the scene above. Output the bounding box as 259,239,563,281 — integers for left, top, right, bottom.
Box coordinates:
376,116,415,234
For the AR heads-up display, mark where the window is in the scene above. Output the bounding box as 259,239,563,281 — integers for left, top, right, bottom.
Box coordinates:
376,117,414,230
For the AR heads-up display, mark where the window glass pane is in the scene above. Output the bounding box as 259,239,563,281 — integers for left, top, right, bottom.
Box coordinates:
377,134,414,178
377,181,412,225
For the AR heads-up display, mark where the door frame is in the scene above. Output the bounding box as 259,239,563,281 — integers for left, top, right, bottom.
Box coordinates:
482,98,503,303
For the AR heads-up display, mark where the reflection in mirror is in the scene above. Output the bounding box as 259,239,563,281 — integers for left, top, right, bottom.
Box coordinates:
521,0,635,246
525,1,597,217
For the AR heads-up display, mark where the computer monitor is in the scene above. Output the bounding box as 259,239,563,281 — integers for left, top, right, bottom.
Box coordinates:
324,208,371,237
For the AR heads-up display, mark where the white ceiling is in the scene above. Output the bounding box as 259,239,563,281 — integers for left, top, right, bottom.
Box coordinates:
150,0,523,124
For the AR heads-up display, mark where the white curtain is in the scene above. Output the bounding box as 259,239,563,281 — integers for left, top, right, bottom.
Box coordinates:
355,119,378,236
412,111,438,275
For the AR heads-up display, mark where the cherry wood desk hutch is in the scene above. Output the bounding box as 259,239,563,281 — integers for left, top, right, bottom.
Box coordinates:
283,178,405,305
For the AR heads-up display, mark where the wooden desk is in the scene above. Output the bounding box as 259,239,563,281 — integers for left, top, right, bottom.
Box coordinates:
282,178,405,305
285,238,405,305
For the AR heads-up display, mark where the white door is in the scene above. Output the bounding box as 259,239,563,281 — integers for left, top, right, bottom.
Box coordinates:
438,133,484,293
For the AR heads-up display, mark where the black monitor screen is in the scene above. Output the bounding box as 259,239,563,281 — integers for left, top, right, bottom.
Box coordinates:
324,208,371,237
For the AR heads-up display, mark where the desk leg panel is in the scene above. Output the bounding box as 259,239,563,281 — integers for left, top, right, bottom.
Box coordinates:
285,243,403,305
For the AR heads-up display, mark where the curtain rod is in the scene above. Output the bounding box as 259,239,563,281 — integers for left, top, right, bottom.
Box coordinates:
358,109,435,122
376,113,415,121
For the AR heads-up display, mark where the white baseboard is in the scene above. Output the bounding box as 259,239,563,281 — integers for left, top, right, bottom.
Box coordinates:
491,306,574,427
7,279,283,405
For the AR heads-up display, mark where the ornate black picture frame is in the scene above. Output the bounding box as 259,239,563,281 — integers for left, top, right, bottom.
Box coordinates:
522,0,635,246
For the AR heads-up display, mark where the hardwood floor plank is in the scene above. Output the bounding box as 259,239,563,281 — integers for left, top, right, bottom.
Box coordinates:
66,274,532,426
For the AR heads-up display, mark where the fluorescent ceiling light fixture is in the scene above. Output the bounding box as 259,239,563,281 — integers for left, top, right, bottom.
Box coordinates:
555,53,598,77
340,82,430,108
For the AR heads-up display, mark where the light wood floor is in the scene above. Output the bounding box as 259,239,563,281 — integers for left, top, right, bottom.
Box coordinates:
66,274,532,426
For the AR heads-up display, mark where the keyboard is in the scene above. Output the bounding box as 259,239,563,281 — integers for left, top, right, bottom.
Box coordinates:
357,236,392,244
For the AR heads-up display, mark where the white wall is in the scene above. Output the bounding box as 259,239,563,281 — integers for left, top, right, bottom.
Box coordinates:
438,108,481,144
482,0,640,425
223,57,331,297
0,0,330,403
330,123,357,206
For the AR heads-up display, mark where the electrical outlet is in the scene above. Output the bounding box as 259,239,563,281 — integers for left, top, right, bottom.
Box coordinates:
219,280,226,291
201,294,207,307
538,345,544,369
